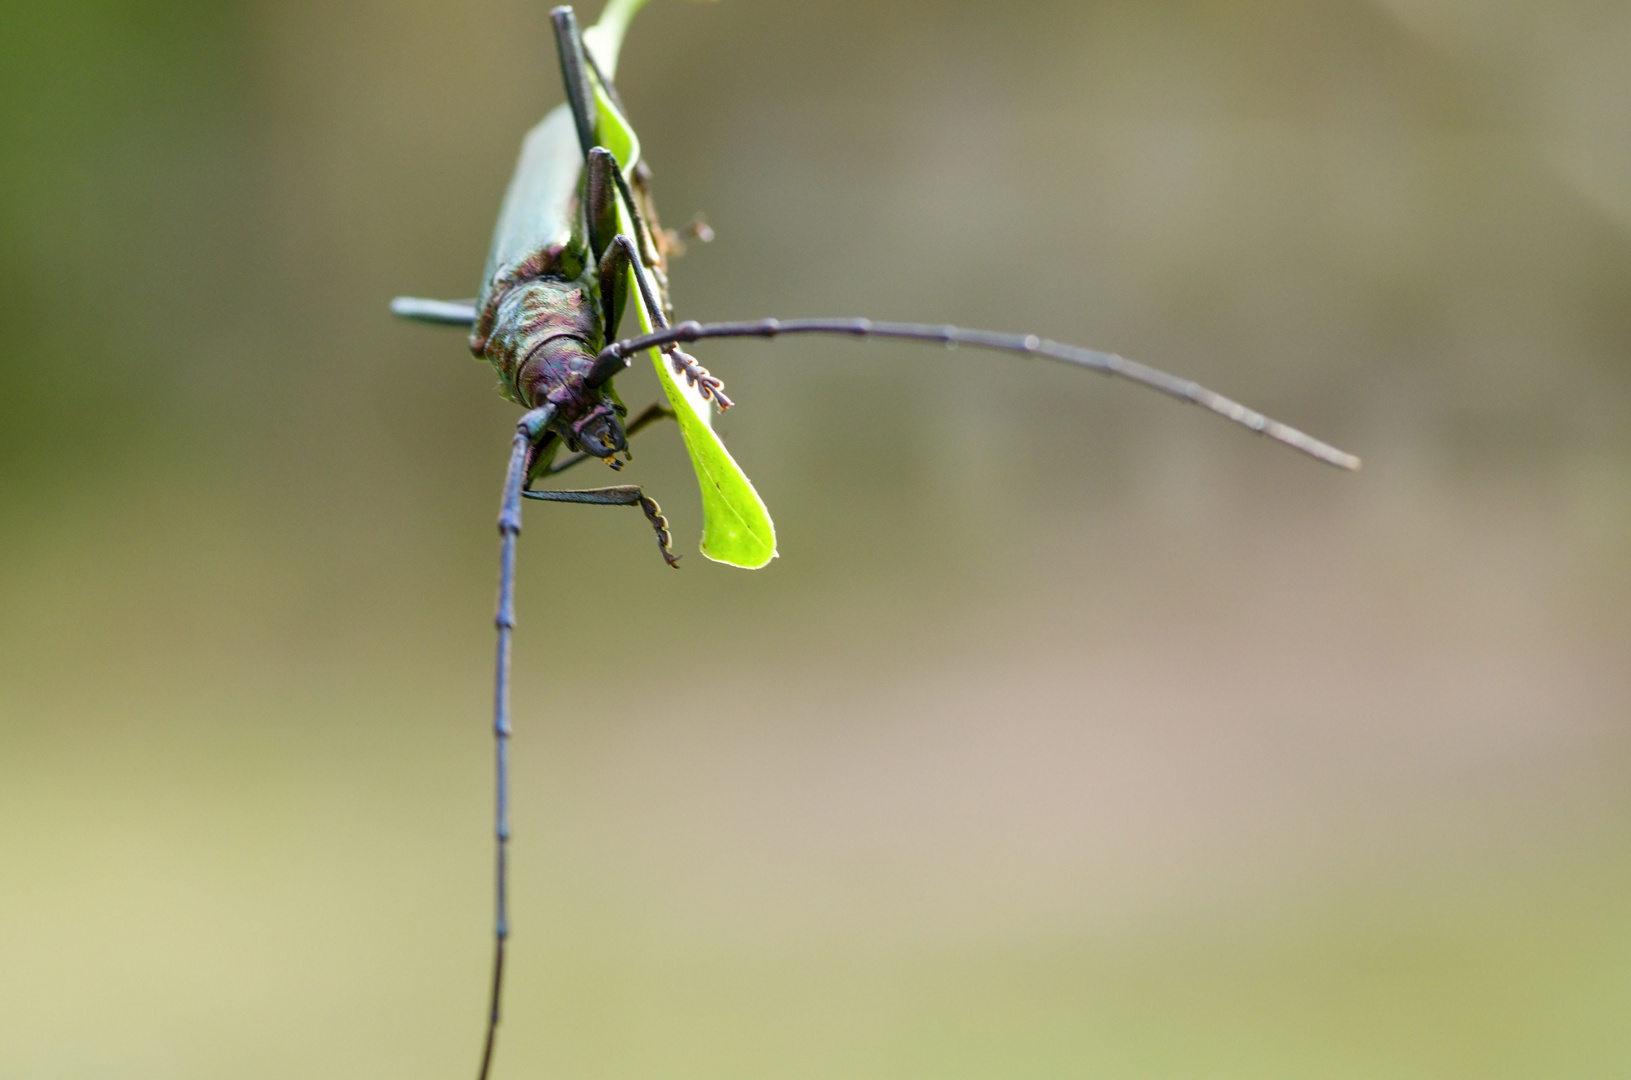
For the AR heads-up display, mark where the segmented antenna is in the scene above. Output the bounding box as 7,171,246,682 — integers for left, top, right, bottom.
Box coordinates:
480,405,555,1080
589,318,1360,470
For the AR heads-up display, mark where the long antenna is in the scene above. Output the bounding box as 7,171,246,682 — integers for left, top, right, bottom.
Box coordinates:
589,318,1361,470
479,405,555,1080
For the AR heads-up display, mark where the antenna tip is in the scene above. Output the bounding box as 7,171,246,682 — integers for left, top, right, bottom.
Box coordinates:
1319,448,1362,471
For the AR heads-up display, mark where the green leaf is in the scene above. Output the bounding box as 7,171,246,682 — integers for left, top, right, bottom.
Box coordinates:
647,334,778,568
593,90,639,174
585,4,777,569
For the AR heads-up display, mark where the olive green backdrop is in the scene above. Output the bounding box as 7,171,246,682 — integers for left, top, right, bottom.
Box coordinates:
3,1,1629,1077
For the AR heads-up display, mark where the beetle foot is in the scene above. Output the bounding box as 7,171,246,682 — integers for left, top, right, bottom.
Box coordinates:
638,493,680,568
668,348,733,409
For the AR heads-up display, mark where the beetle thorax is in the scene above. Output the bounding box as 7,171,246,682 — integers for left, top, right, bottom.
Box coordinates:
478,278,601,404
476,277,628,460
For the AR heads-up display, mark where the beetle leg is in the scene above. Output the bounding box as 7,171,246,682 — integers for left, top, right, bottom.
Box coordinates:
594,216,632,339
520,484,679,567
584,146,622,265
602,234,732,408
551,7,599,160
605,160,665,275
562,11,671,281
581,38,629,120
550,0,664,290
542,403,674,476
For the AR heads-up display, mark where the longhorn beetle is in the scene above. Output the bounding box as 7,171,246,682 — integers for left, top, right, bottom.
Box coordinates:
391,3,1360,1077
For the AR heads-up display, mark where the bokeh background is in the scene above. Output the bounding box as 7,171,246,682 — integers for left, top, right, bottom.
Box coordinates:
3,0,1629,1076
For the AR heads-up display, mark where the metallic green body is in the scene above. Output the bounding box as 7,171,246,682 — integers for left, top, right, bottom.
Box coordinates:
471,106,598,407
479,106,582,305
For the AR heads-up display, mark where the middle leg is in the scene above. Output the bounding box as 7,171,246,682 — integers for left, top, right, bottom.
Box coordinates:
520,484,679,568
595,233,732,408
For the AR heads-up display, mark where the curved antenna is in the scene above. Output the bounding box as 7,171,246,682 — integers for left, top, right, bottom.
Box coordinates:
479,405,555,1080
588,318,1360,470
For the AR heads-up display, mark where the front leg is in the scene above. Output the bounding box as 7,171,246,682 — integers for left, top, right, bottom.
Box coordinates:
521,484,680,568
557,9,666,282
551,7,600,159
593,211,633,339
598,233,732,408
586,155,669,336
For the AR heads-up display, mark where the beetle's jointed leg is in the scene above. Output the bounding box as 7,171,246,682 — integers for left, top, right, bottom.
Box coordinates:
551,7,600,160
600,233,732,408
593,210,632,337
553,13,725,407
556,7,670,282
585,148,622,264
521,484,679,567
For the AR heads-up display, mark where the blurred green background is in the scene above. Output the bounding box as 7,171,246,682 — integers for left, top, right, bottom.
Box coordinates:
3,0,1629,1076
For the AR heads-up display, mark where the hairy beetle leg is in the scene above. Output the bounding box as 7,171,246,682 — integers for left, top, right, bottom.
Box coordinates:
667,348,732,409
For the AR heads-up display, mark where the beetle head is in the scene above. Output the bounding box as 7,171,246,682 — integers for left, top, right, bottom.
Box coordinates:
569,400,628,466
